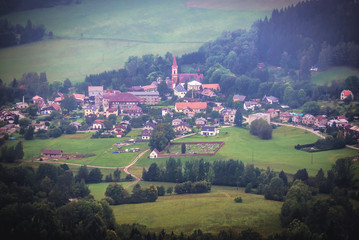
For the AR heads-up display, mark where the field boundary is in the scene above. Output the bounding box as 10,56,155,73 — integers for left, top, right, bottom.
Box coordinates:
157,141,225,158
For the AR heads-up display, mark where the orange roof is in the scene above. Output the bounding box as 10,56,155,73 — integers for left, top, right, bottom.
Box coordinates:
175,102,207,110
342,90,352,96
202,84,220,91
73,93,85,100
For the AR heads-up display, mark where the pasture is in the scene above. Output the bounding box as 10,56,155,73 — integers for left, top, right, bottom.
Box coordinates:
22,132,148,167
89,182,284,236
311,66,359,86
136,126,358,175
0,0,297,84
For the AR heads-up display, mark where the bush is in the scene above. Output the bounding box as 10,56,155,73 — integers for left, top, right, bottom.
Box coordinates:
234,196,243,203
250,118,272,140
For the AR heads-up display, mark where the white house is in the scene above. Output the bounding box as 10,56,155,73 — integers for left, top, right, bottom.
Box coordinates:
149,149,160,158
201,126,219,136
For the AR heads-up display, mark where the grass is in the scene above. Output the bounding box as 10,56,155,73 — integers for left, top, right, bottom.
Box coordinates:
136,126,358,175
104,183,283,236
311,66,359,86
21,132,148,167
0,0,288,84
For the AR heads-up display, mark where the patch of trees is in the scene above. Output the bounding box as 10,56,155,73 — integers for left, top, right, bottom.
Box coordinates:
174,181,211,194
104,183,158,205
0,19,45,48
0,141,24,162
250,119,272,140
148,123,175,151
295,136,346,152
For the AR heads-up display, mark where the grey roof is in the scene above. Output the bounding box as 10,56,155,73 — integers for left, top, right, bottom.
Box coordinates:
174,84,186,92
201,126,216,132
128,91,159,96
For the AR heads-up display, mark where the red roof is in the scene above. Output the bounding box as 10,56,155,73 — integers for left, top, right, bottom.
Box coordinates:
202,84,221,91
109,92,140,102
52,103,61,111
175,102,207,110
342,90,352,96
172,55,178,68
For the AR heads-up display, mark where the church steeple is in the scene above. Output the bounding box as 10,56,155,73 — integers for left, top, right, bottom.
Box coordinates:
171,55,178,89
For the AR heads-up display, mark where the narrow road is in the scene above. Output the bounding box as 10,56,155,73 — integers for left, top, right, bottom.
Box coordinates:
123,149,149,189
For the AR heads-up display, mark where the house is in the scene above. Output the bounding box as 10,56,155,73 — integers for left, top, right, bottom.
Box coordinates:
279,111,293,122
149,148,160,158
233,95,246,102
243,101,261,111
262,95,279,105
223,109,237,124
302,114,316,126
201,126,219,136
187,80,202,91
141,129,152,140
143,121,156,131
292,114,303,124
127,105,142,118
201,88,216,98
161,107,173,117
42,149,62,158
128,91,159,105
171,56,204,89
40,102,61,115
88,86,104,98
248,113,271,125
173,84,187,98
213,106,225,114
175,102,207,113
174,123,191,135
266,108,281,119
92,119,104,130
32,95,45,108
104,108,119,118
172,118,183,126
340,90,354,100
73,93,85,105
195,117,207,127
202,84,220,91
106,92,140,112
337,116,348,124
314,115,328,127
84,105,99,117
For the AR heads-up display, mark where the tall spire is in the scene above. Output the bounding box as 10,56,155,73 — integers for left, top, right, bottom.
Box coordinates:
172,55,178,67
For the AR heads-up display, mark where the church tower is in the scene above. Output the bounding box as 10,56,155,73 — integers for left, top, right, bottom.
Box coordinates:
171,55,178,89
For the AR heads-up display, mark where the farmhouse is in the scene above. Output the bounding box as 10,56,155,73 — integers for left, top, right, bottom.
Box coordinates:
248,113,271,125
175,102,207,113
149,148,160,158
42,149,62,158
201,126,219,136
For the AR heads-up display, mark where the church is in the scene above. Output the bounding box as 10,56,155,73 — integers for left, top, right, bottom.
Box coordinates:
170,55,204,89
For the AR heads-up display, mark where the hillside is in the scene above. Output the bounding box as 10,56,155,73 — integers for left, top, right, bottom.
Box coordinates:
0,0,293,84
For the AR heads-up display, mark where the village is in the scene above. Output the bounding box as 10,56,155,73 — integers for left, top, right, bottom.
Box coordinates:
0,56,358,159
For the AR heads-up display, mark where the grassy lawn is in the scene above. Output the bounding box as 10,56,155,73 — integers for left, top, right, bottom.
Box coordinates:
0,0,292,84
22,132,148,167
136,126,358,175
106,183,283,236
311,66,359,86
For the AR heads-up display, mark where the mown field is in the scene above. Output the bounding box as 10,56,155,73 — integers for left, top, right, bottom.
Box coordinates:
89,182,284,236
136,126,358,175
0,0,300,84
311,66,359,86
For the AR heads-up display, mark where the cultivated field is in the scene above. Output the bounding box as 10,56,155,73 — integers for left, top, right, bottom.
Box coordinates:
89,182,284,236
136,126,358,175
0,0,297,84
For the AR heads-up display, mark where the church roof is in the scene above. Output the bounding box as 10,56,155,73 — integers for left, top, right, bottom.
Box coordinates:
172,55,178,68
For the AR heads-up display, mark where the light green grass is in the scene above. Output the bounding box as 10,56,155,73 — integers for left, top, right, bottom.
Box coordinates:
0,0,277,83
107,184,283,236
136,126,358,175
311,66,359,86
22,132,147,167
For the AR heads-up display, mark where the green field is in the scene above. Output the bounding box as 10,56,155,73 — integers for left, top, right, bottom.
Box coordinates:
136,126,358,175
89,182,283,236
311,66,359,86
21,133,147,167
0,0,302,84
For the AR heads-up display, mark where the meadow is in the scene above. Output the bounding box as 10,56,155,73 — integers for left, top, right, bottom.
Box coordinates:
89,182,284,236
21,132,148,167
311,66,359,86
136,126,358,175
0,0,300,84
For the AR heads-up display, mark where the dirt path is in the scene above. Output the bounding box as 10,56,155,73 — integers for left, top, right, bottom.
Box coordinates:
123,149,150,189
